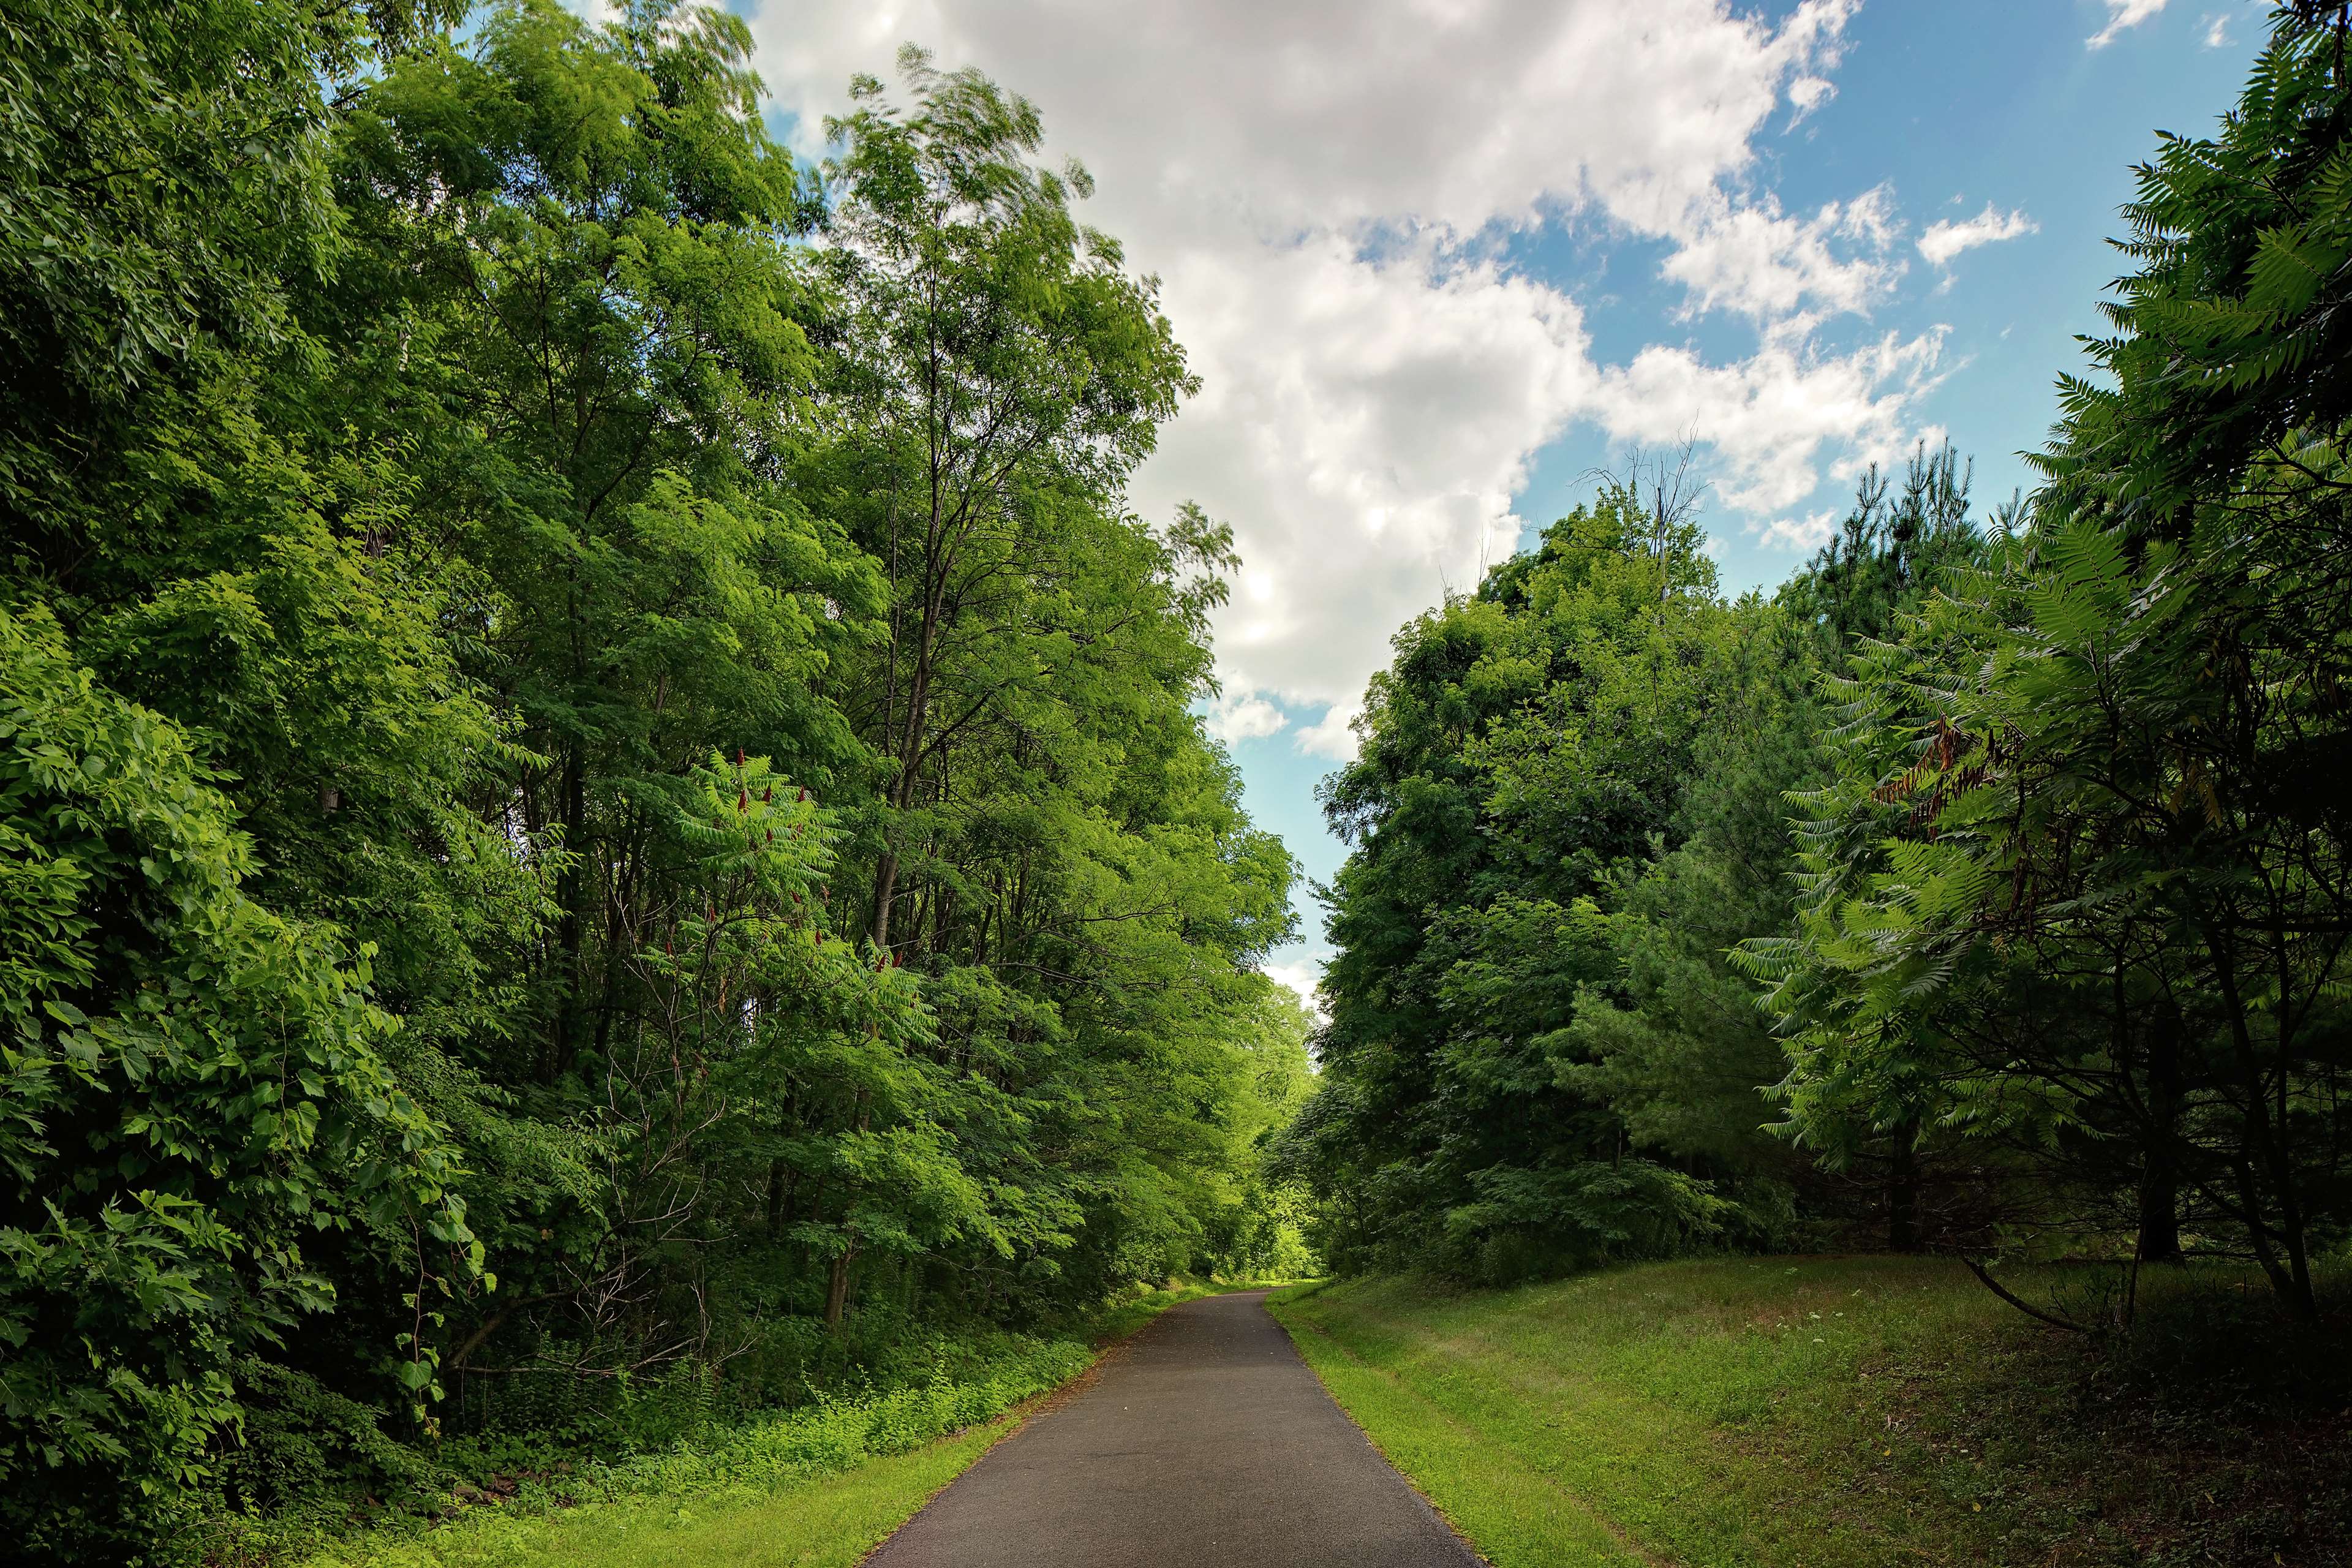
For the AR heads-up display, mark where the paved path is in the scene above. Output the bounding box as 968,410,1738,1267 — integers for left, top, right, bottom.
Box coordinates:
866,1290,1480,1567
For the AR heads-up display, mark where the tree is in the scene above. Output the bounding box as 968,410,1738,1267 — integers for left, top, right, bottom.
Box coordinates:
1306,493,1768,1281
816,44,1198,957
1,4,1313,1545
0,606,477,1556
1740,7,2352,1321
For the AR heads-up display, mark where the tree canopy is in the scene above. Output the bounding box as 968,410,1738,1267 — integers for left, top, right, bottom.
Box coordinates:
0,4,1306,1556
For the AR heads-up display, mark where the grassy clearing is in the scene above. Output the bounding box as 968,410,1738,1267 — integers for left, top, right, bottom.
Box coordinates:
201,1284,1237,1567
1270,1258,2351,1568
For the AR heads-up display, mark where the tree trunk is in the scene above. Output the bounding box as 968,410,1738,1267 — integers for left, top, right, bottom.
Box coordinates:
1887,1120,1921,1253
825,1243,856,1327
2136,1008,2184,1264
2204,920,2318,1320
766,1157,793,1241
547,746,590,1082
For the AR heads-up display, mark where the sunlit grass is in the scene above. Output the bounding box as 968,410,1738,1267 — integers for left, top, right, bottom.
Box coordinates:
1271,1257,2348,1568
292,1420,1007,1568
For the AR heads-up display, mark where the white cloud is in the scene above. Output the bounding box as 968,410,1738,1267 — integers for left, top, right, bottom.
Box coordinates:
1917,205,2040,268
1786,74,1836,118
2203,12,2231,48
746,0,1944,723
1588,330,1950,513
1201,693,1289,745
2087,0,2168,49
1294,702,1363,763
1664,186,1905,325
1758,510,1839,552
755,0,1861,235
1133,237,1594,709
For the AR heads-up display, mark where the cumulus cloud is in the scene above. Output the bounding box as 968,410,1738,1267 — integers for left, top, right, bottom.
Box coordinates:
2087,0,2168,49
2203,12,2231,48
1918,204,2039,268
1133,238,1594,707
1588,330,1949,513
1294,701,1363,762
744,0,1946,719
754,0,1858,230
1663,186,1904,326
1758,510,1839,552
1202,693,1288,745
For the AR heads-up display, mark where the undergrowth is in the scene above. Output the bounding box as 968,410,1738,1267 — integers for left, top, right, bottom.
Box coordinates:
185,1283,1232,1566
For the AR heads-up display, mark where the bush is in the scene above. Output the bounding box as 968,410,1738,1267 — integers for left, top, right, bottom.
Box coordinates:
0,607,477,1561
192,1333,1095,1565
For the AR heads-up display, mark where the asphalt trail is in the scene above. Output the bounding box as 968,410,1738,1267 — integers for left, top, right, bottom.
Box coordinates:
865,1289,1481,1567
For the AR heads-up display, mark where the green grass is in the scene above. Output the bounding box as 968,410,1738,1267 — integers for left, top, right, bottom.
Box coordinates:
1270,1257,2351,1568
200,1283,1242,1567
281,1419,1009,1568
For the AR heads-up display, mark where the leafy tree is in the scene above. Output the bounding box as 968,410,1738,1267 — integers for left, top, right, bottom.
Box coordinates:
1740,6,2352,1321
0,0,457,551
0,606,476,1556
1781,442,1986,649
1561,617,1823,1210
0,4,1314,1550
1306,493,1770,1281
791,50,1294,1322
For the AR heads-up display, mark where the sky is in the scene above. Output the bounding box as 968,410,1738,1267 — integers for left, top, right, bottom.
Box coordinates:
725,0,2267,1009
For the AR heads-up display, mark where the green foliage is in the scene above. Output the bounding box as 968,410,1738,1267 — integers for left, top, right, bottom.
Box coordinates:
0,0,457,531
0,606,475,1558
204,1328,1099,1566
1740,8,2352,1316
21,0,2352,1555
0,4,1306,1556
1301,488,1831,1281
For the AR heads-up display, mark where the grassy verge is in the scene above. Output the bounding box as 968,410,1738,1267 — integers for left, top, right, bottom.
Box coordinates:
265,1422,1011,1568
1269,1258,2350,1568
199,1284,1237,1567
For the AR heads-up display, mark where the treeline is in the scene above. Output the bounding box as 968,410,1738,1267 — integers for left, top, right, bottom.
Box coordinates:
1285,8,2352,1317
0,1,1309,1557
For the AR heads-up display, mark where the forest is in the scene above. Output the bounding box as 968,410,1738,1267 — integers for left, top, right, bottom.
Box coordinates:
1287,2,2352,1326
4,1,2350,1565
2,1,1310,1559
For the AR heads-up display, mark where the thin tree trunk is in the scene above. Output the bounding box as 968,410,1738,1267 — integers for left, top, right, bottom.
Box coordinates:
766,1157,793,1241
1887,1119,1921,1253
2136,1007,2184,1264
549,746,590,1082
825,1243,856,1327
2203,916,2318,1319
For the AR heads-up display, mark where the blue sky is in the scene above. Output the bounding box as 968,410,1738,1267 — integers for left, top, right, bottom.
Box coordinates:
738,0,2266,1003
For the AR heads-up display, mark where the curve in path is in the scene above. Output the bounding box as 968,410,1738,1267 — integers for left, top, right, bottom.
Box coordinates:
865,1289,1482,1568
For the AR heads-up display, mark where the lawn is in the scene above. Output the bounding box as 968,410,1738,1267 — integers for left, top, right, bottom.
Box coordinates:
1269,1257,2350,1568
